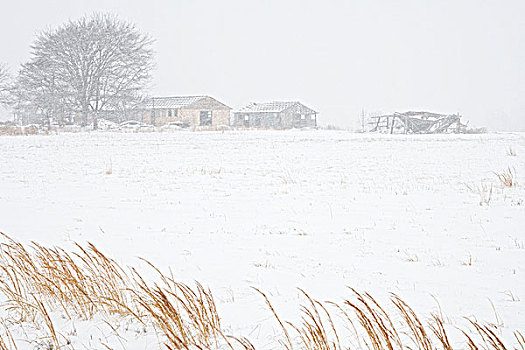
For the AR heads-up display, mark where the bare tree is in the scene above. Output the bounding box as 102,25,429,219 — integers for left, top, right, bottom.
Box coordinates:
0,64,7,88
16,13,154,128
12,59,69,126
0,63,10,106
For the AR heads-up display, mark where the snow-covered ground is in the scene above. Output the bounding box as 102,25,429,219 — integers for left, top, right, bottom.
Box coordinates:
0,130,524,348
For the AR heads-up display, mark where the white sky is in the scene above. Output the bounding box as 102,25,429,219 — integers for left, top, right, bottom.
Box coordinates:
0,0,524,130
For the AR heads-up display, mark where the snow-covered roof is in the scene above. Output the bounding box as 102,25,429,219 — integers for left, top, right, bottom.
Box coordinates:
146,96,208,109
236,101,301,113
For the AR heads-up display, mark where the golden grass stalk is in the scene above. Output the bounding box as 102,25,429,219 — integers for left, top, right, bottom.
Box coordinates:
0,318,18,350
506,147,517,157
228,336,257,350
252,287,293,350
344,289,401,350
465,182,493,206
391,293,433,350
467,319,507,350
515,331,525,350
494,167,517,188
292,288,340,350
428,313,453,350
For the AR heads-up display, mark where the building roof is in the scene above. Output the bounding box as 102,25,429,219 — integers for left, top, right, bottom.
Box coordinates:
236,101,303,113
145,96,209,109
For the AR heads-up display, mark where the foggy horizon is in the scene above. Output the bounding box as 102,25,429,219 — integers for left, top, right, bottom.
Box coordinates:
0,0,523,131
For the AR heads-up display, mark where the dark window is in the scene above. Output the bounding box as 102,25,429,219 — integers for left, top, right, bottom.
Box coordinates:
200,111,212,126
168,110,172,117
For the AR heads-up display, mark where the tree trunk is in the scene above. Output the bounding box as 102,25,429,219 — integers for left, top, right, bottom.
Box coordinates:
93,112,98,130
81,108,88,127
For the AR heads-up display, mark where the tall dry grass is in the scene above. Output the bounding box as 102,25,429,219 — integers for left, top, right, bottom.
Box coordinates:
130,264,228,349
0,233,133,321
257,288,525,350
0,233,229,349
0,232,523,350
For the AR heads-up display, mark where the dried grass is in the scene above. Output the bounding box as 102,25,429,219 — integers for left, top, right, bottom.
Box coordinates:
0,233,133,321
494,167,518,188
506,147,517,157
515,331,525,350
465,182,493,206
0,125,39,136
0,233,522,350
255,287,523,350
0,319,17,350
0,233,231,349
252,287,294,350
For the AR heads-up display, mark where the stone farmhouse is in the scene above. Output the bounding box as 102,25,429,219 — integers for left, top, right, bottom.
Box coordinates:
233,101,317,129
143,96,231,127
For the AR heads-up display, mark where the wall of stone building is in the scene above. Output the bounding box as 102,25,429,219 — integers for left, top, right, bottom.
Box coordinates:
233,112,285,129
232,113,244,127
283,104,317,128
179,109,200,126
142,110,151,124
179,109,231,127
293,113,317,128
283,111,316,128
142,107,231,127
143,108,184,126
280,112,295,128
233,104,317,129
212,110,231,126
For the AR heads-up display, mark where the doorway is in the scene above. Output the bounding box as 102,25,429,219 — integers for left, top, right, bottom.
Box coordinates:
200,111,212,126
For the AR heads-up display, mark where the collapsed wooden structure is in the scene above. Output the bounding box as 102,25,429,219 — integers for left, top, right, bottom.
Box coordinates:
369,111,467,134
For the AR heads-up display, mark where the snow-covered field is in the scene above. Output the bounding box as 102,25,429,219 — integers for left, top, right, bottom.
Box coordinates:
1,130,524,348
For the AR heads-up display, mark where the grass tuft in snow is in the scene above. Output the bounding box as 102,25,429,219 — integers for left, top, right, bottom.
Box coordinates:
465,182,493,206
506,146,517,157
494,167,518,188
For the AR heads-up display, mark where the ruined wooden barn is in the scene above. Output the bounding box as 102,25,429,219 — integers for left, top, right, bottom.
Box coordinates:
369,111,467,134
143,96,231,127
233,101,317,129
